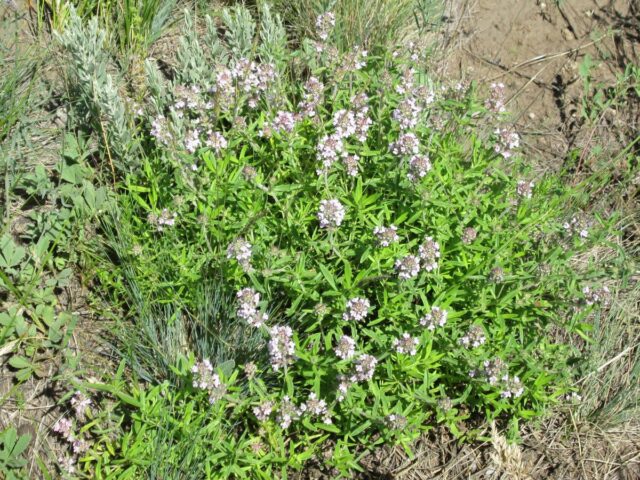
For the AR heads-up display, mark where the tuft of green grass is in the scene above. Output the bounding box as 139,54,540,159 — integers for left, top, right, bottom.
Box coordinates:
96,212,267,384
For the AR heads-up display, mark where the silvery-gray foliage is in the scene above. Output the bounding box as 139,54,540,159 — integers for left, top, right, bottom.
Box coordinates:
144,58,169,113
176,10,209,86
257,2,288,68
204,15,229,66
221,5,256,59
56,9,133,166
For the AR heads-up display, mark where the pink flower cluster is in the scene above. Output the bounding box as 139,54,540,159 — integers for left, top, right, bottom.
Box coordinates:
191,359,227,404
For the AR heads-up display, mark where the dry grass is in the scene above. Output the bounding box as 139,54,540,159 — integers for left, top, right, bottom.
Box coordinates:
268,0,435,51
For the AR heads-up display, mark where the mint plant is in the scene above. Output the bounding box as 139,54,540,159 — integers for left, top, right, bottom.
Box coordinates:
67,5,613,477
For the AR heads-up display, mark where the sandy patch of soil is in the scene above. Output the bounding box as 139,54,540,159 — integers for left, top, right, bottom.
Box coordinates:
439,0,639,173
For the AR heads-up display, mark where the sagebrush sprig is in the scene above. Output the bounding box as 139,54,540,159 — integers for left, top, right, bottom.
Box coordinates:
57,9,133,168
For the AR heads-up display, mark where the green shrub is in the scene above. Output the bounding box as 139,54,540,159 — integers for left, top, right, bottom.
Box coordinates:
66,6,614,478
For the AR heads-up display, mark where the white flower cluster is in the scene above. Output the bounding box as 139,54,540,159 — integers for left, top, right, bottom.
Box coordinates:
516,180,534,199
582,285,611,306
393,333,420,356
315,92,370,175
333,109,357,138
392,97,421,130
485,82,506,114
500,374,524,399
342,154,360,177
147,209,177,232
352,353,377,382
213,66,235,107
336,352,379,401
172,85,202,116
395,236,440,280
70,391,92,421
316,133,345,174
390,132,420,156
385,413,408,430
209,60,276,110
373,225,399,247
470,361,525,399
253,400,274,422
343,297,371,322
206,131,228,153
562,392,582,403
150,115,173,145
390,63,436,134
337,374,350,402
563,216,590,239
418,236,441,271
236,287,268,328
392,41,426,63
415,84,436,105
53,417,89,455
395,67,415,95
334,334,356,360
274,392,332,428
459,325,486,348
268,325,295,371
317,199,346,229
462,227,477,244
315,12,335,41
419,306,448,330
482,358,507,385
339,46,368,72
231,58,277,106
298,76,324,118
184,128,201,155
494,127,520,158
300,392,332,424
270,110,297,134
276,395,300,429
407,154,432,181
227,237,252,272
395,254,421,280
191,359,227,404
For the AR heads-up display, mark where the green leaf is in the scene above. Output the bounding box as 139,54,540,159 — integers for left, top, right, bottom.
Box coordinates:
8,356,32,370
318,263,337,291
0,235,26,269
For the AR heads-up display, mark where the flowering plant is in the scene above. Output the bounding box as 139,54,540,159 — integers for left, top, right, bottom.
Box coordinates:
78,6,611,477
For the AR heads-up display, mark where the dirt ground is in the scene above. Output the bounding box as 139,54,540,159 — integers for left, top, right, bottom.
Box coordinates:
439,0,639,174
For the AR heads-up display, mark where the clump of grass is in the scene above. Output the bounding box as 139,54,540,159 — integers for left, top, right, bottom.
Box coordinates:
576,281,639,428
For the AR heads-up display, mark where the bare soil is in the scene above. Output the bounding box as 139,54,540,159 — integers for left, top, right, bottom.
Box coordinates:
439,0,639,173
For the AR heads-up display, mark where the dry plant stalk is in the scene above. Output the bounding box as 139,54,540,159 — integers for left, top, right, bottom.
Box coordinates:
489,422,532,480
